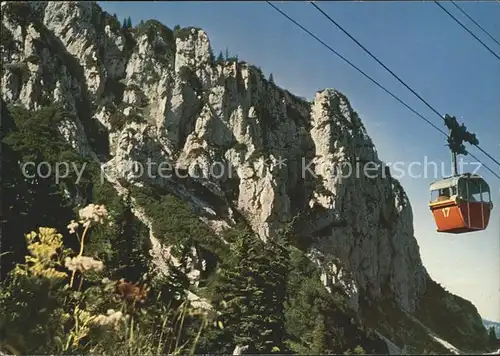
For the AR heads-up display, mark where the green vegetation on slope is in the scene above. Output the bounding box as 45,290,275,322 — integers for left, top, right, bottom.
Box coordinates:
415,277,489,351
0,104,203,354
285,248,387,354
359,289,451,354
128,184,228,260
1,105,390,354
195,230,290,353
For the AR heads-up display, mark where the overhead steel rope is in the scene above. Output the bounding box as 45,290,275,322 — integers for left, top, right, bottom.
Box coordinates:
450,0,500,48
310,1,500,170
266,1,500,180
434,1,500,62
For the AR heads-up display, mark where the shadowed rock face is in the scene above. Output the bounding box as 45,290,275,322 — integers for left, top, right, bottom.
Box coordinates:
0,1,489,352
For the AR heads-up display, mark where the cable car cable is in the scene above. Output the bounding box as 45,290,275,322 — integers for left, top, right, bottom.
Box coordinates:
450,0,500,48
473,142,500,168
310,1,445,120
310,1,500,169
466,152,500,180
266,2,500,180
266,1,446,135
434,1,500,62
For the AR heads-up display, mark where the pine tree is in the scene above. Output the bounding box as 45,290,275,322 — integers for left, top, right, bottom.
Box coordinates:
489,327,498,344
126,16,132,28
1,104,87,278
225,47,229,60
268,73,274,83
311,314,327,354
217,51,224,62
263,235,289,351
212,230,290,353
209,47,215,63
213,231,256,351
111,194,149,281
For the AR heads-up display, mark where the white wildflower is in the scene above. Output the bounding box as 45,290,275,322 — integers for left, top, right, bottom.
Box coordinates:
94,309,123,328
187,269,200,282
78,204,108,226
65,256,104,273
67,220,79,234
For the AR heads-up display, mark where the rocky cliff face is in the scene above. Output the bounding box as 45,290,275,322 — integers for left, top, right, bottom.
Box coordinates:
0,1,490,353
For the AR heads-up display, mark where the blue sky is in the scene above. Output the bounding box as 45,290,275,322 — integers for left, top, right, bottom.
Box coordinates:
98,1,500,321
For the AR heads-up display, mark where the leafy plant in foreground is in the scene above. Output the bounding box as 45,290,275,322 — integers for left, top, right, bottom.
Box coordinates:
0,204,207,355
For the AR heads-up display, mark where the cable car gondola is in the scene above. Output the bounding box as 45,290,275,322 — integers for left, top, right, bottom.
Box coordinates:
428,115,494,234
429,173,493,233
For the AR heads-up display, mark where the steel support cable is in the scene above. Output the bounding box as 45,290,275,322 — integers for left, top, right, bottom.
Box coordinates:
434,1,500,61
310,1,500,169
266,1,500,179
450,0,500,48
